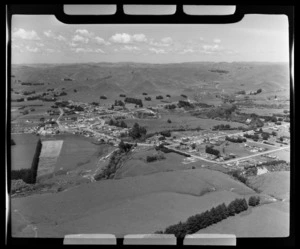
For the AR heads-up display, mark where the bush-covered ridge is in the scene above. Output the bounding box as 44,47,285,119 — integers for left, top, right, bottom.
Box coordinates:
94,141,134,181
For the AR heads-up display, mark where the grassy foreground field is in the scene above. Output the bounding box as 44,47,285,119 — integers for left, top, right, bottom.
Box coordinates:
11,168,256,238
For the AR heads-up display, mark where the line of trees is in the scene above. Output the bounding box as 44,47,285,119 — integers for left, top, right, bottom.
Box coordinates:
205,145,220,157
213,124,231,130
225,136,247,143
108,119,127,128
165,104,177,110
178,100,194,109
21,82,44,85
243,133,259,141
114,100,125,107
229,170,247,184
124,97,143,107
156,197,251,238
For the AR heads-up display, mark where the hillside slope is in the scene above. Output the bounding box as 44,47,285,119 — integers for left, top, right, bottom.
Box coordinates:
11,168,256,238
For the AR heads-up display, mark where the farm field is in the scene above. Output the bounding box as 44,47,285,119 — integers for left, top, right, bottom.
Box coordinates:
11,134,39,170
38,140,64,177
39,134,114,174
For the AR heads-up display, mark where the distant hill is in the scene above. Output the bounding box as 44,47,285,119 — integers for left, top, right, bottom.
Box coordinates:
11,62,289,102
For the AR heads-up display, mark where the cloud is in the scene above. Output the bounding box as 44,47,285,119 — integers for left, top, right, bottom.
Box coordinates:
12,28,40,40
72,35,89,43
132,34,147,42
149,47,166,54
56,35,66,41
69,42,78,47
203,44,220,52
179,48,195,54
110,33,132,43
75,29,94,37
72,47,104,53
12,44,24,52
45,48,56,53
25,46,39,53
201,44,237,55
95,48,105,53
161,37,173,44
43,30,66,41
149,38,172,47
95,36,110,45
122,45,141,51
213,38,221,43
43,30,52,37
73,47,92,53
110,33,147,43
36,42,45,47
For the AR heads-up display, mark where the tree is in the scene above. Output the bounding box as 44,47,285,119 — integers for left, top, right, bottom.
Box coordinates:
120,120,127,128
271,116,277,122
261,133,270,140
167,119,172,123
164,221,188,238
248,196,260,206
227,201,236,216
160,130,171,137
118,140,132,153
129,123,147,139
108,119,114,126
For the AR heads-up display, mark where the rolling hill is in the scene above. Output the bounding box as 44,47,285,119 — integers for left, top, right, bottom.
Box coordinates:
11,168,257,238
11,62,290,102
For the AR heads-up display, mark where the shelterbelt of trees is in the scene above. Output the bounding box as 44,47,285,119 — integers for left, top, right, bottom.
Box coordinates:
155,196,260,238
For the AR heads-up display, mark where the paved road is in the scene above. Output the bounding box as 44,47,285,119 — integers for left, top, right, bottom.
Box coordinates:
220,146,290,164
200,123,289,141
165,144,290,165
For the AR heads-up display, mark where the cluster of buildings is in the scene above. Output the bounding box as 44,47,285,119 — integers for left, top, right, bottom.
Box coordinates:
244,143,268,153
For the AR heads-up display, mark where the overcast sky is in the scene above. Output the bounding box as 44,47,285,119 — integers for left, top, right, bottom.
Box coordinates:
11,14,289,64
